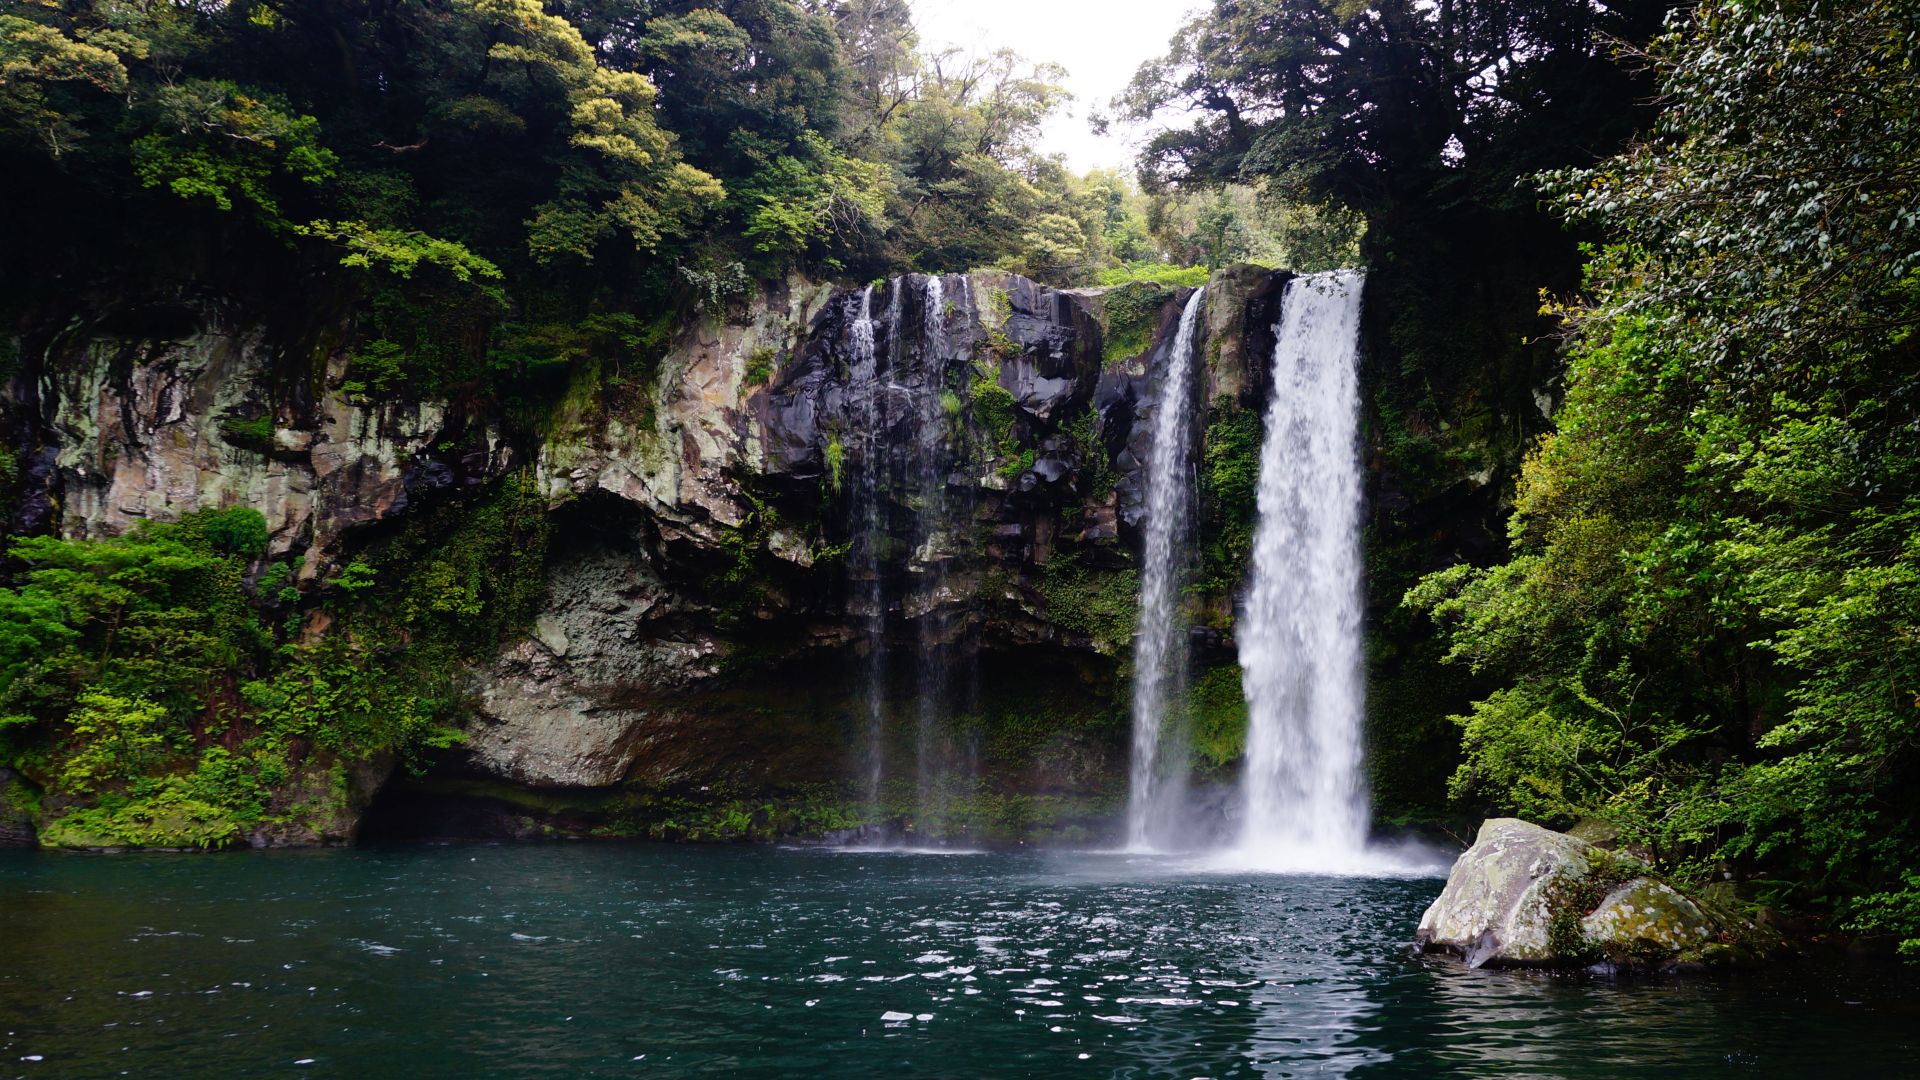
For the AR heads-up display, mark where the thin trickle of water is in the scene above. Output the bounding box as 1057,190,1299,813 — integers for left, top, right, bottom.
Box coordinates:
915,274,956,835
1127,286,1207,851
847,283,887,806
923,275,945,353
1235,269,1370,870
948,275,984,827
845,275,978,840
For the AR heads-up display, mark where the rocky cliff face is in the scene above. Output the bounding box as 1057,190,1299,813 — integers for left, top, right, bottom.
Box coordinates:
2,268,1286,844
14,314,511,567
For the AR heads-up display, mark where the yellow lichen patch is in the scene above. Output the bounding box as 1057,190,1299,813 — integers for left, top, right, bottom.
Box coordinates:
1581,878,1720,959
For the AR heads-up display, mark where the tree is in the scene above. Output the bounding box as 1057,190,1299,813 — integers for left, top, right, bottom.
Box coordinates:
822,0,918,154
1543,0,1920,376
1120,0,1668,415
1120,0,1665,215
877,47,1072,271
1414,0,1920,949
0,11,143,157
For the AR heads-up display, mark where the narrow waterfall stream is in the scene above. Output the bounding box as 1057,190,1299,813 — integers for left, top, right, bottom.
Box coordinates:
846,282,888,807
1126,287,1207,851
912,273,973,837
846,275,976,841
914,274,948,831
1235,269,1373,870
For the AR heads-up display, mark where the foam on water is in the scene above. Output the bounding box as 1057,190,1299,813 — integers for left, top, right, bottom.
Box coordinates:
822,846,991,856
1058,843,1448,880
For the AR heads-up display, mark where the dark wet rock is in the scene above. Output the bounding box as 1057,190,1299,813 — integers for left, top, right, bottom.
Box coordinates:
1202,264,1290,408
0,767,36,848
1032,452,1073,486
987,274,1102,425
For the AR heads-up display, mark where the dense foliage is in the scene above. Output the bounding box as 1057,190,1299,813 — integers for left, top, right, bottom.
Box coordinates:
1120,0,1666,406
1412,0,1920,949
0,469,551,845
0,0,1213,396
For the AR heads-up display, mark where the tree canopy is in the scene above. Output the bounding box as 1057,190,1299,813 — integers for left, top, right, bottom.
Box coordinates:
0,0,1199,407
1413,0,1920,952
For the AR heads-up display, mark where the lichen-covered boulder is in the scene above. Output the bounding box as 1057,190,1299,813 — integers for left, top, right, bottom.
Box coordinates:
1416,817,1737,969
1580,877,1723,962
1416,817,1596,966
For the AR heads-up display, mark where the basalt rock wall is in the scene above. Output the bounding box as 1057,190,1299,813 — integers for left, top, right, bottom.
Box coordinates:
0,268,1288,844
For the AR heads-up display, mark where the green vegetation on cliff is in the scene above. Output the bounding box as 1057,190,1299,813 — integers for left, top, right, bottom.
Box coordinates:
1038,553,1138,658
1099,282,1176,366
1196,399,1259,597
0,471,553,847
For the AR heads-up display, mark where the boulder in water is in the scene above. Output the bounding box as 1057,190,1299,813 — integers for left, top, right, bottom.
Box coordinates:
1416,818,1755,970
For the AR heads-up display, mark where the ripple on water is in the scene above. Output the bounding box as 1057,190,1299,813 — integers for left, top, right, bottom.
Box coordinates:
0,846,1914,1078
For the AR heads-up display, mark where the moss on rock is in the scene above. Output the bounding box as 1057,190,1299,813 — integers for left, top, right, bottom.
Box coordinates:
1099,282,1176,367
1187,665,1249,769
1038,552,1138,656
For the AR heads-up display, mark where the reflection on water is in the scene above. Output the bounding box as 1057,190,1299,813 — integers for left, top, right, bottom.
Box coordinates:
0,846,1912,1078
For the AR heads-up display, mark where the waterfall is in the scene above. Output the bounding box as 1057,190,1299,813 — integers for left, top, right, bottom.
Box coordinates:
1236,269,1371,870
847,283,888,807
844,274,976,843
1126,286,1207,851
914,274,961,837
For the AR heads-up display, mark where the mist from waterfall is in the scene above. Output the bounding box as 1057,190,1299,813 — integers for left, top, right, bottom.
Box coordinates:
1233,269,1371,871
1126,286,1206,851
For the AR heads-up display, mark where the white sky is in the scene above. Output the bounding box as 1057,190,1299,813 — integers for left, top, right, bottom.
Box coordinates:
907,0,1203,174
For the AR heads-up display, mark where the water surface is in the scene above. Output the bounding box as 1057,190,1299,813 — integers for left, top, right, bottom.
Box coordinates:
1,845,1911,1077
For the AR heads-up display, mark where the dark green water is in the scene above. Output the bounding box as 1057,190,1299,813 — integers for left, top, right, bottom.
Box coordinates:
1,846,1912,1078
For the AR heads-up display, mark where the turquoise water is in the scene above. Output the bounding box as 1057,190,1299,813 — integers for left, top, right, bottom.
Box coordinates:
1,845,1912,1078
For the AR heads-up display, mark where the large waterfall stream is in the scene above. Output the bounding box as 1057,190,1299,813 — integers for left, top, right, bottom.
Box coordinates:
1126,287,1206,851
1115,269,1420,871
1234,269,1374,870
